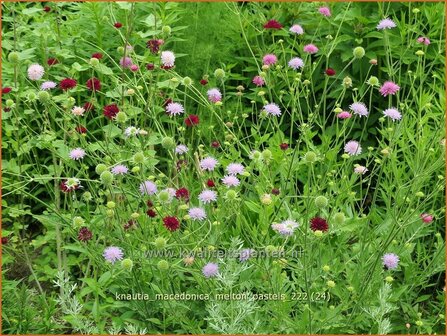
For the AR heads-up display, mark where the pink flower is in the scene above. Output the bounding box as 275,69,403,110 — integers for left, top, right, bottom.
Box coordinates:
262,54,277,66
344,140,362,156
161,51,175,67
71,106,85,116
119,57,133,68
221,175,240,187
318,7,331,17
130,64,139,72
383,108,402,121
303,44,319,54
188,207,207,221
417,37,430,45
337,111,352,119
226,163,245,175
111,165,128,175
200,157,219,171
103,246,124,264
377,18,396,30
288,57,304,70
166,102,184,116
263,103,281,116
69,148,85,160
420,213,433,223
207,88,222,103
379,81,400,96
354,165,368,174
27,64,45,80
252,76,265,87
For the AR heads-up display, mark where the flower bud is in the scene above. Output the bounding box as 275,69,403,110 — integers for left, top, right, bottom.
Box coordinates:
121,258,133,270
315,195,328,208
157,260,169,271
161,136,175,149
327,280,335,288
304,151,317,163
162,25,171,35
38,91,51,102
100,171,114,185
95,164,108,175
154,237,167,249
353,46,365,59
90,58,99,66
214,68,225,79
115,111,127,123
333,212,345,224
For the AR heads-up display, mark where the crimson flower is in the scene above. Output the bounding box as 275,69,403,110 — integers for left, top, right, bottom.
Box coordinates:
83,102,94,112
146,63,155,70
280,143,289,150
264,19,283,29
310,217,329,232
47,58,59,66
114,22,123,28
271,188,280,195
78,227,93,242
103,104,119,119
146,39,164,54
206,179,215,188
163,216,180,231
175,188,190,202
147,209,157,218
2,87,12,94
185,114,199,127
325,68,336,76
211,141,220,148
60,78,77,91
86,77,101,91
91,53,103,59
75,125,87,134
200,79,208,85
43,6,51,12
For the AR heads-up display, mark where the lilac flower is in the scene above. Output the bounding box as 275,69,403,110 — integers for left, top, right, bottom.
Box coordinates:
161,51,175,67
111,165,128,175
271,219,299,236
221,175,240,187
198,189,217,204
289,24,304,35
119,56,133,68
202,262,219,278
379,81,400,96
303,44,319,54
139,180,158,195
377,18,396,30
103,246,124,264
200,157,219,171
27,64,45,80
383,108,402,121
263,103,281,116
226,163,245,175
69,148,86,160
288,57,304,70
41,81,57,90
175,144,188,154
207,88,222,103
382,253,399,269
349,102,369,117
189,207,207,221
239,248,254,262
166,102,184,116
354,165,368,174
318,7,331,17
252,76,265,86
344,140,362,156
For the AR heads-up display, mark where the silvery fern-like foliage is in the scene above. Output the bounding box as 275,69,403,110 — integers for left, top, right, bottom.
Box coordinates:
362,283,396,334
124,323,147,335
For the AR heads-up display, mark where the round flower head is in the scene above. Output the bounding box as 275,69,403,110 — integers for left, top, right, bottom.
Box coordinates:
288,57,304,70
41,81,56,90
379,81,400,97
263,103,281,116
337,111,352,119
185,114,199,127
354,165,368,174
420,213,433,223
263,19,283,29
198,189,217,204
310,217,329,232
175,144,188,155
124,126,141,137
289,24,304,35
252,75,265,87
166,102,184,116
303,44,319,54
86,77,101,91
382,253,399,269
221,175,240,187
161,51,175,67
344,140,362,156
200,157,218,171
207,88,222,103
71,106,85,116
377,18,396,30
318,7,331,17
239,248,254,262
189,207,207,221
383,107,402,121
60,78,77,91
417,37,430,45
103,246,124,264
163,216,180,231
111,164,128,175
202,262,219,278
349,102,368,117
226,163,245,175
139,180,158,195
69,148,85,160
27,64,45,80
119,56,133,68
262,54,277,66
272,219,299,236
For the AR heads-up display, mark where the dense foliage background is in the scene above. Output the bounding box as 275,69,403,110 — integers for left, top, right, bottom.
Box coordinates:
2,1,446,334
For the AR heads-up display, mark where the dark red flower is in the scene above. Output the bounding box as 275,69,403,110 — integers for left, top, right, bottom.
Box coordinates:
264,19,283,29
185,114,199,127
86,77,101,91
175,188,190,202
147,200,154,208
206,179,215,188
161,65,173,70
280,143,289,150
124,220,136,230
146,39,164,54
163,98,173,107
200,79,208,85
60,180,79,193
325,68,336,76
271,188,280,195
83,102,94,112
3,107,10,112
114,22,123,28
146,63,155,70
60,78,77,91
2,87,12,94
78,227,93,242
310,217,329,232
163,216,180,231
103,104,119,119
147,209,157,218
75,125,87,134
211,141,220,148
91,52,103,59
1,237,8,244
43,6,51,12
47,58,58,66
